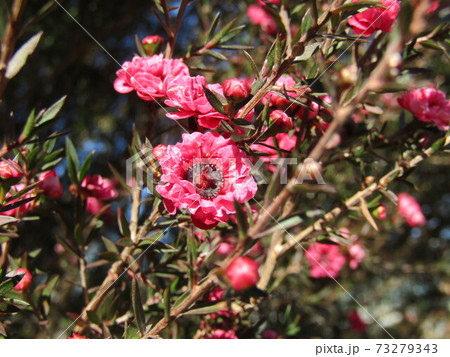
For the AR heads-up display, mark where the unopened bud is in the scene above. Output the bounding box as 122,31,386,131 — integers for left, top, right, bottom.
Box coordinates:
338,65,358,88
142,35,164,56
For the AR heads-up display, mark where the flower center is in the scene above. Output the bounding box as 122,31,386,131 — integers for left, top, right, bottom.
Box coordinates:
185,163,224,199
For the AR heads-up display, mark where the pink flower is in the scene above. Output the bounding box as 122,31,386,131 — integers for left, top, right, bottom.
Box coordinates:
39,170,63,198
397,193,426,227
81,175,118,201
263,76,298,107
165,75,229,129
348,310,367,333
226,256,259,291
247,5,278,35
250,132,297,172
155,132,257,229
398,87,450,130
0,159,23,180
205,329,238,339
114,55,189,101
223,78,251,99
348,0,400,36
348,243,365,270
269,109,293,130
13,268,32,291
306,243,346,278
81,175,118,215
67,333,89,339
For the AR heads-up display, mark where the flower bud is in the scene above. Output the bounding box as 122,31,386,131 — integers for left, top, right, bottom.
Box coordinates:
141,35,164,56
13,268,32,291
269,109,293,130
398,193,426,227
338,65,358,88
0,160,23,181
376,203,387,220
222,78,251,99
39,170,63,198
226,256,259,291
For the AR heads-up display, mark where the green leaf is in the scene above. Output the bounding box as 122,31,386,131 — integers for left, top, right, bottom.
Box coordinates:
132,279,146,336
86,311,102,326
98,251,120,261
134,34,147,57
66,138,79,186
0,275,23,296
5,32,43,79
300,9,313,36
209,18,237,46
294,43,321,62
20,109,36,141
0,196,36,214
219,25,246,43
207,12,221,42
243,50,260,80
203,86,227,115
117,208,131,237
0,216,19,227
108,163,131,194
182,301,232,316
38,96,67,126
102,236,119,254
256,215,303,238
78,151,94,182
203,49,227,61
261,39,278,76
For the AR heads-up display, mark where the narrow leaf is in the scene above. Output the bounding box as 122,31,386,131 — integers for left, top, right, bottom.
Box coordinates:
6,32,43,79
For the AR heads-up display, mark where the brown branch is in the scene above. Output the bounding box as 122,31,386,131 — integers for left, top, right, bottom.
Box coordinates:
0,0,26,100
277,134,450,256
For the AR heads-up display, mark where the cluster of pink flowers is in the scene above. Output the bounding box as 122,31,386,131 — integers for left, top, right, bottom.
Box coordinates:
398,87,450,131
397,193,426,227
306,229,367,278
114,54,189,101
154,132,257,229
348,0,400,36
80,175,118,215
306,243,346,278
1,164,63,217
204,329,238,339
